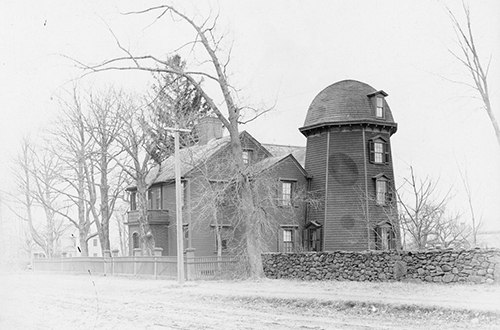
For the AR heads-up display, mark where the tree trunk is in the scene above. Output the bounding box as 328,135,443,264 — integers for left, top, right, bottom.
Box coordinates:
99,148,111,252
136,178,155,256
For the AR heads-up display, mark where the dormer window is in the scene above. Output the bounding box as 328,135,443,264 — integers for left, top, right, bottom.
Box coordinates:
368,137,390,164
367,90,388,119
376,97,384,118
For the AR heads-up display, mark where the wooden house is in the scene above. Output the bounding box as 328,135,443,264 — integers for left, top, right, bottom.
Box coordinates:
126,79,400,256
125,120,309,256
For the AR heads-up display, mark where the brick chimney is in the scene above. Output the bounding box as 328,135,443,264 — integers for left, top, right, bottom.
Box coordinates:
195,116,223,145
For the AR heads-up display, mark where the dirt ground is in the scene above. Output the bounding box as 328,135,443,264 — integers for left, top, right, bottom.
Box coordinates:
0,272,499,329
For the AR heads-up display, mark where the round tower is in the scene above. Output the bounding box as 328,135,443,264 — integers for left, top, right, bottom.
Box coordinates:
300,80,399,251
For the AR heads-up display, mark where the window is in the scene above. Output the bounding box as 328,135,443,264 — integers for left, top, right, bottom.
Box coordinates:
376,97,384,118
93,253,98,257
93,238,98,247
130,192,137,211
242,149,253,165
147,190,153,209
368,138,390,164
183,224,189,248
376,224,396,250
214,225,231,253
282,228,295,252
280,180,294,206
306,227,321,251
376,179,387,205
132,232,139,249
374,142,383,163
180,181,187,209
148,186,162,210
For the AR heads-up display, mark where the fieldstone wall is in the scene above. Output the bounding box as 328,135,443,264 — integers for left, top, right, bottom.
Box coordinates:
262,249,500,284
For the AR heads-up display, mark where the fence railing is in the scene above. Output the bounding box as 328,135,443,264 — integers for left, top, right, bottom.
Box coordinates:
32,255,239,280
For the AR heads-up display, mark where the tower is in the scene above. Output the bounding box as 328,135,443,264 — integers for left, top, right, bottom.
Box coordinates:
300,80,399,251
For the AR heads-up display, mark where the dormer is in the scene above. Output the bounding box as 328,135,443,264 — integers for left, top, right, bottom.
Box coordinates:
367,90,388,119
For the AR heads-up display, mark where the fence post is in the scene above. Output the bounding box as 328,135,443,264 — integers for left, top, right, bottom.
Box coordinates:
154,256,158,279
133,249,141,275
186,248,196,281
111,250,119,276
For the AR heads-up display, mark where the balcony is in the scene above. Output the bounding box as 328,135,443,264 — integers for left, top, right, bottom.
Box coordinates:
126,210,170,225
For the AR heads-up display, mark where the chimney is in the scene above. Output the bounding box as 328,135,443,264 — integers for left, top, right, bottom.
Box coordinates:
195,116,223,145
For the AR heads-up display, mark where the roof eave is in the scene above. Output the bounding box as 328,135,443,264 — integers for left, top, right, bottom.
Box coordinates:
299,120,398,136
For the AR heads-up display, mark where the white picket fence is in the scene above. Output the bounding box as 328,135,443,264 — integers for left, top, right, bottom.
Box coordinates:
32,255,239,280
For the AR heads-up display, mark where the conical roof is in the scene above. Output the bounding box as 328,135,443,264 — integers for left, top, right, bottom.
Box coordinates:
300,80,396,132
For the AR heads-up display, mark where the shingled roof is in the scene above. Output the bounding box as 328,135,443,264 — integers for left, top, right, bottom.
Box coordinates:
301,80,396,131
145,134,231,186
140,133,307,187
261,143,306,167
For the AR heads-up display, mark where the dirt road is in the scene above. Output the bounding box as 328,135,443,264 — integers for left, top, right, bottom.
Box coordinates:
0,272,498,329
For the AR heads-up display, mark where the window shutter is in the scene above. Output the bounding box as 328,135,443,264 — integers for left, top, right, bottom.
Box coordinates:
384,142,391,164
293,229,298,252
317,227,323,252
389,229,396,250
385,191,393,204
368,140,375,163
276,182,281,207
375,227,382,250
303,228,308,250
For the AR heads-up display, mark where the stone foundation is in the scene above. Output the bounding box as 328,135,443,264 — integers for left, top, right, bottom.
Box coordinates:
262,249,500,284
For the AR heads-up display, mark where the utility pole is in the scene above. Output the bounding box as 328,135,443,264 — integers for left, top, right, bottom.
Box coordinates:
167,125,190,285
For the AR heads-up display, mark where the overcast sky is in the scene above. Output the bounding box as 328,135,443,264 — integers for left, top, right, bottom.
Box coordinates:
1,0,499,232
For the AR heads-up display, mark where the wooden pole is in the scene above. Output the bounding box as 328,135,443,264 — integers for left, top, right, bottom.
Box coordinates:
174,127,185,285
165,125,190,284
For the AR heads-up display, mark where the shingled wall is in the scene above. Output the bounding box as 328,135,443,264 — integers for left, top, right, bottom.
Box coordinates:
262,249,500,284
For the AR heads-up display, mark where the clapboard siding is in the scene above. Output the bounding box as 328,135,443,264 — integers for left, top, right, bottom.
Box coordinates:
325,128,367,251
304,131,328,228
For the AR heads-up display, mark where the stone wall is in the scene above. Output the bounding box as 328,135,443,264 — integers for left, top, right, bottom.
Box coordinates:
262,249,500,284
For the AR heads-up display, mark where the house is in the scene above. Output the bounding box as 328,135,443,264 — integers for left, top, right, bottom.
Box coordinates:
126,79,400,255
125,121,309,256
60,231,102,257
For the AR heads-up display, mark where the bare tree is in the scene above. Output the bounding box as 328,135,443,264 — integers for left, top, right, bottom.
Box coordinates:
114,99,158,255
113,204,129,257
84,89,129,254
397,167,451,250
11,137,69,257
457,164,483,246
432,211,470,249
83,3,272,277
447,2,500,148
355,187,400,251
48,87,97,256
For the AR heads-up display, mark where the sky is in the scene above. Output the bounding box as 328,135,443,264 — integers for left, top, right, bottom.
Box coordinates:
0,0,499,236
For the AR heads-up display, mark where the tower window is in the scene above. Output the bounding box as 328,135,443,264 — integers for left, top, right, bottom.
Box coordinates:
368,138,390,164
376,97,384,118
375,224,396,250
376,179,387,205
374,142,384,163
